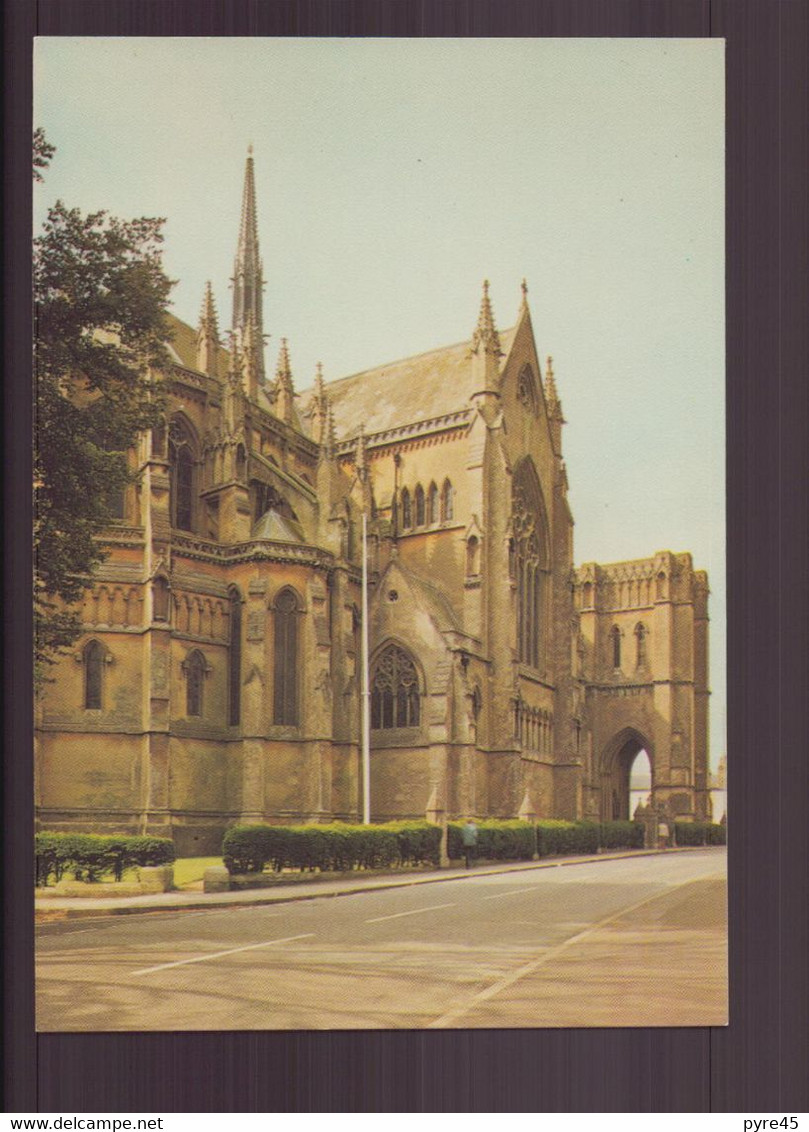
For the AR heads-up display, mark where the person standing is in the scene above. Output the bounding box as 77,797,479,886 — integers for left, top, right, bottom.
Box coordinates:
461,818,479,869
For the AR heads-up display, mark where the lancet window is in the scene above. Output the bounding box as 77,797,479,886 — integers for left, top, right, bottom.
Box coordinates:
428,482,439,525
371,644,420,730
401,487,412,530
610,625,622,669
512,458,549,669
441,479,454,522
83,640,104,710
635,622,648,668
169,418,197,533
229,588,242,726
184,649,207,717
273,588,299,726
414,484,425,527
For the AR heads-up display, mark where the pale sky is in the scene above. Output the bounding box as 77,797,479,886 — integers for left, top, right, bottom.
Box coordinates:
34,38,725,764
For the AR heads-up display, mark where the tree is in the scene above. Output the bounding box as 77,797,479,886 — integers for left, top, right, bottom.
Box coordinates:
34,134,175,680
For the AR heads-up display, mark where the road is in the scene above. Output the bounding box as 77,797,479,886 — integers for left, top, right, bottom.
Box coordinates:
36,848,727,1031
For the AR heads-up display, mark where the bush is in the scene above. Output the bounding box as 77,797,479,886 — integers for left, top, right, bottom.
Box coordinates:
673,821,726,846
35,832,175,886
447,820,536,862
222,821,441,875
536,820,600,857
599,821,645,850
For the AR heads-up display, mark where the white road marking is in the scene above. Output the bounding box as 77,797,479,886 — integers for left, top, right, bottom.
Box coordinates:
482,887,537,900
427,886,676,1028
132,933,315,976
365,902,456,924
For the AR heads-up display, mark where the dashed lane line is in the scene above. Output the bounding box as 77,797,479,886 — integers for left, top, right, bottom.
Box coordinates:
132,933,316,976
365,902,456,924
482,888,537,900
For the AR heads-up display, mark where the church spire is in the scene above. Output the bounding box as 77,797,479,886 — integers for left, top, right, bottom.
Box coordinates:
196,281,220,377
231,147,266,383
472,279,502,357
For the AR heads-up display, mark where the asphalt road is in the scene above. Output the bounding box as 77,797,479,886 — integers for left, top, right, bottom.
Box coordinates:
36,848,727,1031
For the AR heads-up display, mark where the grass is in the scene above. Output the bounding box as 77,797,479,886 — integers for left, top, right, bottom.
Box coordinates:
172,856,223,889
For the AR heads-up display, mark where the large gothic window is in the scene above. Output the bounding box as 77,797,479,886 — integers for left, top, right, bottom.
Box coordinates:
371,644,420,729
273,588,299,726
169,418,197,532
512,458,549,669
229,588,242,726
83,640,104,710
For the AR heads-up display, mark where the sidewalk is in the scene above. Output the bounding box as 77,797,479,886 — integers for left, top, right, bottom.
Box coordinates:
34,847,697,920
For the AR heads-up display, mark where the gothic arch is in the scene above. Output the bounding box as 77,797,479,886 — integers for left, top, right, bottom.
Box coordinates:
598,726,654,821
169,414,200,533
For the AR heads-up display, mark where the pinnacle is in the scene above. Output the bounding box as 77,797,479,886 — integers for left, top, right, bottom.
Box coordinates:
198,281,219,337
545,355,559,403
314,361,325,400
275,338,294,388
472,278,502,355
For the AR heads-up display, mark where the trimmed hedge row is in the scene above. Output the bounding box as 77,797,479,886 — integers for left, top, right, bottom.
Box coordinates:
35,832,175,886
223,819,648,874
222,821,442,875
673,821,727,846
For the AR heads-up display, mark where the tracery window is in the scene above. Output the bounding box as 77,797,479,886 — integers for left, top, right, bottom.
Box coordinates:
635,622,647,668
229,588,242,726
441,479,454,522
401,487,412,530
169,418,197,532
428,482,439,525
512,459,549,669
273,588,299,726
610,625,622,669
371,644,420,729
414,484,425,527
83,640,104,710
184,649,207,717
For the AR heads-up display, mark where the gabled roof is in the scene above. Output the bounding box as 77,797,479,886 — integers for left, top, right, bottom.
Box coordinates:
324,326,517,440
165,312,230,379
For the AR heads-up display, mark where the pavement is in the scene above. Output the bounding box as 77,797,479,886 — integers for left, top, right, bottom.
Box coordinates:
34,847,689,919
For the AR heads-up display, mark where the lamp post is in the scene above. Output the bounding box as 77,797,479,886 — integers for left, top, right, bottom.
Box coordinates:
361,512,371,824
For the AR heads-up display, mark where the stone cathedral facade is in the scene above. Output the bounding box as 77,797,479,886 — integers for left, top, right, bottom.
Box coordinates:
35,153,711,854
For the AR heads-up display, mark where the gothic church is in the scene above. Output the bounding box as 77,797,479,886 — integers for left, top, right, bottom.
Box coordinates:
35,152,711,854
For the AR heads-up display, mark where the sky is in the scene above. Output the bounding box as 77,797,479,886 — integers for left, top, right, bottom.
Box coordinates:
34,37,725,765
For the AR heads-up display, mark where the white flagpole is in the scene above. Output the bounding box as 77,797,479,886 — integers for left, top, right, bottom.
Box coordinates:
361,512,371,824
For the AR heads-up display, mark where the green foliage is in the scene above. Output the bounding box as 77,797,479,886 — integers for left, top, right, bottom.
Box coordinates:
33,140,175,678
673,821,726,846
33,127,55,182
447,820,536,861
35,832,174,886
535,820,601,857
222,822,441,874
599,820,645,850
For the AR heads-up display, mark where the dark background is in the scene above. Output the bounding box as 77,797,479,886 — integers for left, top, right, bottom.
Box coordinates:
5,0,808,1113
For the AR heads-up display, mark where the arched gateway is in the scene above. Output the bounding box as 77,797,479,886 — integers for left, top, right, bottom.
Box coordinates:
574,551,711,823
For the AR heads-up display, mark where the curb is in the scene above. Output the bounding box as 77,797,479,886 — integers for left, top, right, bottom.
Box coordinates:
33,846,716,922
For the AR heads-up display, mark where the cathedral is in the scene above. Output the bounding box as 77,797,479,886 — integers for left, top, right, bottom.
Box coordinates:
34,151,712,855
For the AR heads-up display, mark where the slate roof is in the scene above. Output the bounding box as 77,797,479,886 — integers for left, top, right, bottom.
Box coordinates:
323,326,517,441
164,313,230,380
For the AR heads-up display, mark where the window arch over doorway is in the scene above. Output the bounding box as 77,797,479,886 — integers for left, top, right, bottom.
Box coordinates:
511,458,550,668
371,643,420,729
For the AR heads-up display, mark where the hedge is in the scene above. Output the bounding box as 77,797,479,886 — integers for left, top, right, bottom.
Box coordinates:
35,833,175,886
599,820,645,850
222,821,441,875
673,821,727,846
535,820,600,857
447,820,536,861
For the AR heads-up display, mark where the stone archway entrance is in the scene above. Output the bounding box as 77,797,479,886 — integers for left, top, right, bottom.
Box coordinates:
599,728,654,821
